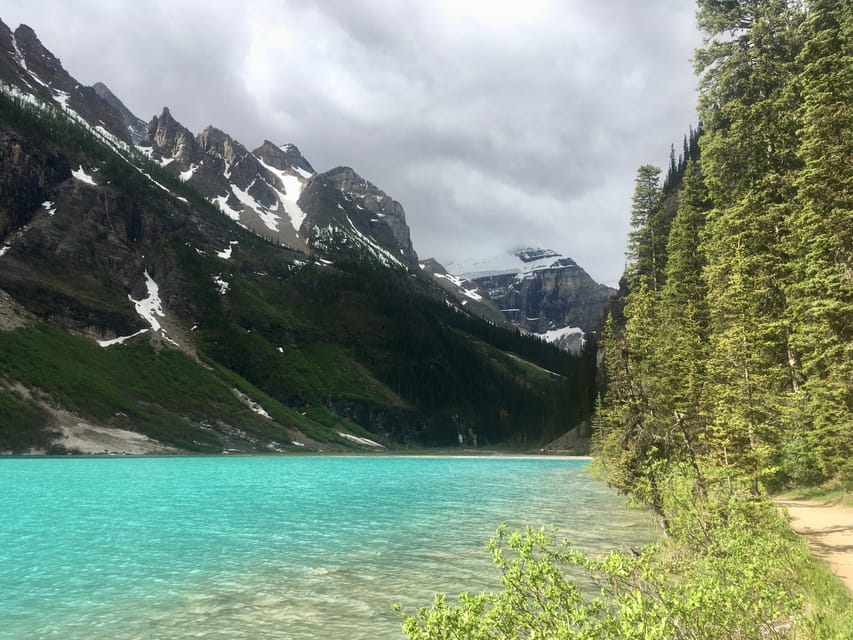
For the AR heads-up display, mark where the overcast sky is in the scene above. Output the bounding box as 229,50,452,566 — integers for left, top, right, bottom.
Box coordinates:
2,0,701,285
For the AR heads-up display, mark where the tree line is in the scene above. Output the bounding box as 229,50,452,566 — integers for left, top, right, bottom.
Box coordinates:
595,0,851,512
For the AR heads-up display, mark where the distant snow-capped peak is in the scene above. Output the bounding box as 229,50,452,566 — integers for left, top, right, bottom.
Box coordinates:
444,247,577,280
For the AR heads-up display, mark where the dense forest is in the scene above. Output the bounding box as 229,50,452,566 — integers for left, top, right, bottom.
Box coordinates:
402,2,852,637
594,0,851,505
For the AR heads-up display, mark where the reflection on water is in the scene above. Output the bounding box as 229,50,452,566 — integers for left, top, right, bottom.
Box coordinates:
0,456,658,639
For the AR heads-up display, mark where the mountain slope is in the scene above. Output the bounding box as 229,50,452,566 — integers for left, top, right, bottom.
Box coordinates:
0,18,597,454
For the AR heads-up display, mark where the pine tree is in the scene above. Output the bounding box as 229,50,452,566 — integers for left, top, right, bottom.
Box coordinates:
695,0,806,487
593,306,671,526
658,158,713,489
626,165,665,291
785,0,853,484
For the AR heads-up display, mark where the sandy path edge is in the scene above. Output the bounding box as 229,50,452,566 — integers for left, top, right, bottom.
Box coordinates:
776,499,853,594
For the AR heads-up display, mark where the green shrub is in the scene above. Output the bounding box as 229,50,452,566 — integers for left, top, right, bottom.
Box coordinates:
399,469,853,639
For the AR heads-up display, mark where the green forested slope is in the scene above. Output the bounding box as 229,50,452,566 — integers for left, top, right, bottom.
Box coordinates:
0,87,596,453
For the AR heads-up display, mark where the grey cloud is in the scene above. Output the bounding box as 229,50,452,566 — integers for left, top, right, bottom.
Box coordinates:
0,0,701,285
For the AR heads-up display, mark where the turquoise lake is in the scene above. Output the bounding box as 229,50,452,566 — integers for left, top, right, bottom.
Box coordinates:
0,456,658,639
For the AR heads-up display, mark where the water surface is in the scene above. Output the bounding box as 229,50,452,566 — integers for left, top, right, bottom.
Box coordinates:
0,456,657,639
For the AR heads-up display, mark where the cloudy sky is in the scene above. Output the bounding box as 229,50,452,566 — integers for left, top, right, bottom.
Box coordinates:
2,0,701,285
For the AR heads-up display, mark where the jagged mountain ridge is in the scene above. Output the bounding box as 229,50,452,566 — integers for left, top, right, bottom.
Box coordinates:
0,18,597,454
0,19,418,268
0,23,134,145
140,107,420,267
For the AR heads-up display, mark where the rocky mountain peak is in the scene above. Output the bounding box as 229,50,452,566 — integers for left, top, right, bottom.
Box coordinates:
324,166,376,196
320,166,416,262
143,107,199,164
253,140,315,176
11,24,76,94
197,126,249,168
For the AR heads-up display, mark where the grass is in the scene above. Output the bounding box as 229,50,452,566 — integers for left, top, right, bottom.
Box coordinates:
0,388,54,452
776,486,853,508
796,551,853,639
0,323,364,452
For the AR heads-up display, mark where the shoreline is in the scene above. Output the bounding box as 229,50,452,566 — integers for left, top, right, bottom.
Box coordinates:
0,450,593,461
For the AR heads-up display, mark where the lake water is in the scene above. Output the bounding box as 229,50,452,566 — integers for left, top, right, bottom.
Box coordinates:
0,456,657,639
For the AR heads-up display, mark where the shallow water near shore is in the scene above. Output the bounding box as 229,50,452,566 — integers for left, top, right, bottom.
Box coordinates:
0,455,657,639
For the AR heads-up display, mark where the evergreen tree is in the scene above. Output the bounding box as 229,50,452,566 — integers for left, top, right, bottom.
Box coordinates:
593,307,671,525
785,0,853,483
658,158,713,489
695,0,806,487
626,165,665,291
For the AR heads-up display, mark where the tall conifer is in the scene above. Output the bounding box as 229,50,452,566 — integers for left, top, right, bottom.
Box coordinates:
695,0,805,487
659,159,712,485
626,165,665,291
786,0,853,482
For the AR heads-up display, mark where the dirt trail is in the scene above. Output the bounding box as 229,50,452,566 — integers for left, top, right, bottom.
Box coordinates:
777,499,853,593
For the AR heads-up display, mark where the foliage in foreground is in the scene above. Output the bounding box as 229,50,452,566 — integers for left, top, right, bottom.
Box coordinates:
399,469,853,640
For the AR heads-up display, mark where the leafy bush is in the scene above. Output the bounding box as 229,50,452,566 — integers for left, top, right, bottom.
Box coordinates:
399,469,853,640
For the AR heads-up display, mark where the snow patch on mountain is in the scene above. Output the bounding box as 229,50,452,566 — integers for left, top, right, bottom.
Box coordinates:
211,195,242,222
445,248,575,280
213,275,230,295
130,270,164,332
255,156,309,233
217,241,238,260
179,164,199,182
10,33,26,70
97,328,148,348
71,165,96,185
536,325,584,343
231,181,279,232
432,271,483,302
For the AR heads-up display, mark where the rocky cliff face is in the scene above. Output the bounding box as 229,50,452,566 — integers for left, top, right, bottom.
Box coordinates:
254,141,315,176
298,166,419,268
0,127,70,240
473,257,614,334
321,166,417,264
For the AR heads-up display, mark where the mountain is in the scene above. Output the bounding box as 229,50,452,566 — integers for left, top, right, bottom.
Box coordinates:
139,108,419,270
443,248,615,352
0,19,597,455
92,82,147,143
0,23,135,145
